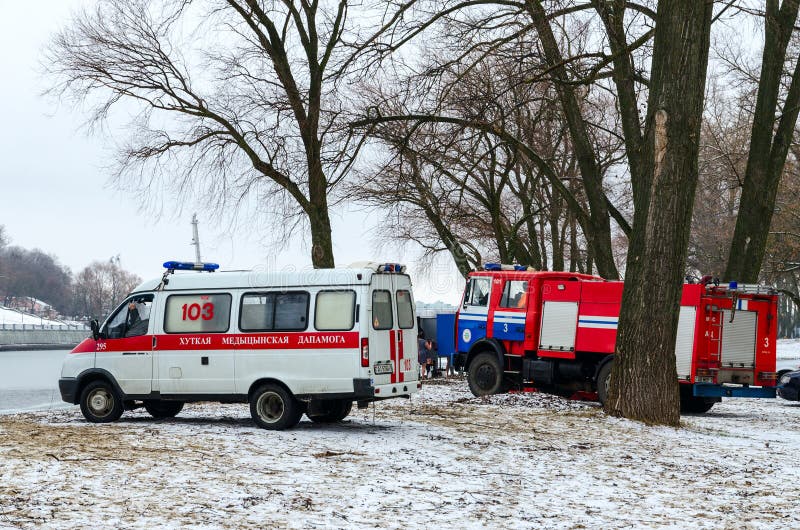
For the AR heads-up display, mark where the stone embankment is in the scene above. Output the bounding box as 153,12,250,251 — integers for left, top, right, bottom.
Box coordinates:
0,326,87,351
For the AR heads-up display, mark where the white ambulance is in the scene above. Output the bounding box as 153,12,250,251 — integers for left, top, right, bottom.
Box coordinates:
59,261,420,430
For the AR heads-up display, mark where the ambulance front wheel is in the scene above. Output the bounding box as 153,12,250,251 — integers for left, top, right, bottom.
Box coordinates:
467,352,506,396
79,380,124,423
250,384,303,430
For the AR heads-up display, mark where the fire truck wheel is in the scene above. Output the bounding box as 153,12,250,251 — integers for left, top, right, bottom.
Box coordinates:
144,400,184,419
250,384,303,430
79,380,124,423
467,352,505,396
679,396,716,414
597,361,613,406
307,400,353,423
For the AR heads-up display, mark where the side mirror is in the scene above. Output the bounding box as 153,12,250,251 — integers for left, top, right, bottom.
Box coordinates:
90,319,100,341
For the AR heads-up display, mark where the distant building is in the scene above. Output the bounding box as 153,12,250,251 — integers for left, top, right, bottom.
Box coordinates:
4,296,58,319
416,300,457,318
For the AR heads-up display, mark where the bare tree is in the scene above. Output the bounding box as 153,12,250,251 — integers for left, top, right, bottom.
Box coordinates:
47,0,363,268
72,261,142,319
725,0,800,283
352,8,631,277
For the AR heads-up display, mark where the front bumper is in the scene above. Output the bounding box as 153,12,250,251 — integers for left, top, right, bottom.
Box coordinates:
58,378,79,404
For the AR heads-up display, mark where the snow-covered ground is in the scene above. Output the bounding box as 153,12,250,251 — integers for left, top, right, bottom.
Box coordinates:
1,380,799,529
0,307,74,328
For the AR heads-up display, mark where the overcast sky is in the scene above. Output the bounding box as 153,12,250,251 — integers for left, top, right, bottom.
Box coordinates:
0,1,464,304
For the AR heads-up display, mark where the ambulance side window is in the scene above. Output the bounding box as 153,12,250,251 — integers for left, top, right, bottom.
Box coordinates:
240,292,309,332
465,278,490,307
164,293,232,333
104,294,154,339
315,290,356,331
500,281,529,309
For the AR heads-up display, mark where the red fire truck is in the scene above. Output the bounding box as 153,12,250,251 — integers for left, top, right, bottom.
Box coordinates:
454,265,779,413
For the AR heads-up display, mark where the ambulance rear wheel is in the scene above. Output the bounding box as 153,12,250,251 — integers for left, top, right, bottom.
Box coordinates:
144,400,184,419
308,400,353,423
467,352,505,396
250,384,303,430
79,380,124,423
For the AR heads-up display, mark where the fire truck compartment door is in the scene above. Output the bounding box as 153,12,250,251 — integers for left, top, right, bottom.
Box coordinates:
674,306,697,380
721,310,757,368
539,301,578,351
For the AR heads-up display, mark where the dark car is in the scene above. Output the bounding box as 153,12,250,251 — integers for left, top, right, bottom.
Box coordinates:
778,370,800,401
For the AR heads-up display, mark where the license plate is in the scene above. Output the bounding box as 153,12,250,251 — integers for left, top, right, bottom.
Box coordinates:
374,362,394,375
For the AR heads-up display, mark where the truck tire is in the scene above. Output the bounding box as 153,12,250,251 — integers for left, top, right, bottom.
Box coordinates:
596,361,613,406
79,380,124,423
250,384,303,430
680,396,716,414
144,400,184,419
307,400,353,423
679,385,717,414
467,352,505,396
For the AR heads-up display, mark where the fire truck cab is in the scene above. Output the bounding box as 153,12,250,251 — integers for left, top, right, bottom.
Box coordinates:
59,261,420,429
454,265,779,413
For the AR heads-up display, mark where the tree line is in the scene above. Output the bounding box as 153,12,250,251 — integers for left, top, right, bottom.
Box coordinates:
45,0,800,425
0,227,140,319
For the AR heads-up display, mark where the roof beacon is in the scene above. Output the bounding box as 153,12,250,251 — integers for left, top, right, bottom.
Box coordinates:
163,261,220,272
380,263,406,273
484,263,534,272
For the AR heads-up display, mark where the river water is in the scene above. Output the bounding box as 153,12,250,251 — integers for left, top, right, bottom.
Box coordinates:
0,349,73,414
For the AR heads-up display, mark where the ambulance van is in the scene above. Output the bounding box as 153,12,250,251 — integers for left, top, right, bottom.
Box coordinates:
59,261,420,430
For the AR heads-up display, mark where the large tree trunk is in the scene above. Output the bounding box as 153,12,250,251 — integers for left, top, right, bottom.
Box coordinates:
725,0,800,283
307,159,335,269
605,0,713,426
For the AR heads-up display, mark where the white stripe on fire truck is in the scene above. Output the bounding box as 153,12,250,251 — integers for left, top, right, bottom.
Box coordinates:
736,299,748,310
458,314,488,321
494,317,526,324
577,315,618,329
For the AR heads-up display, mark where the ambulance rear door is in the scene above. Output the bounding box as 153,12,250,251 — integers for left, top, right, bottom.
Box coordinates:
368,273,396,385
368,272,417,386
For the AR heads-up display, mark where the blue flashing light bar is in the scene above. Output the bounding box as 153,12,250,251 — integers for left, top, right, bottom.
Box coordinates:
380,263,406,273
163,261,219,272
728,281,738,290
484,263,531,271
